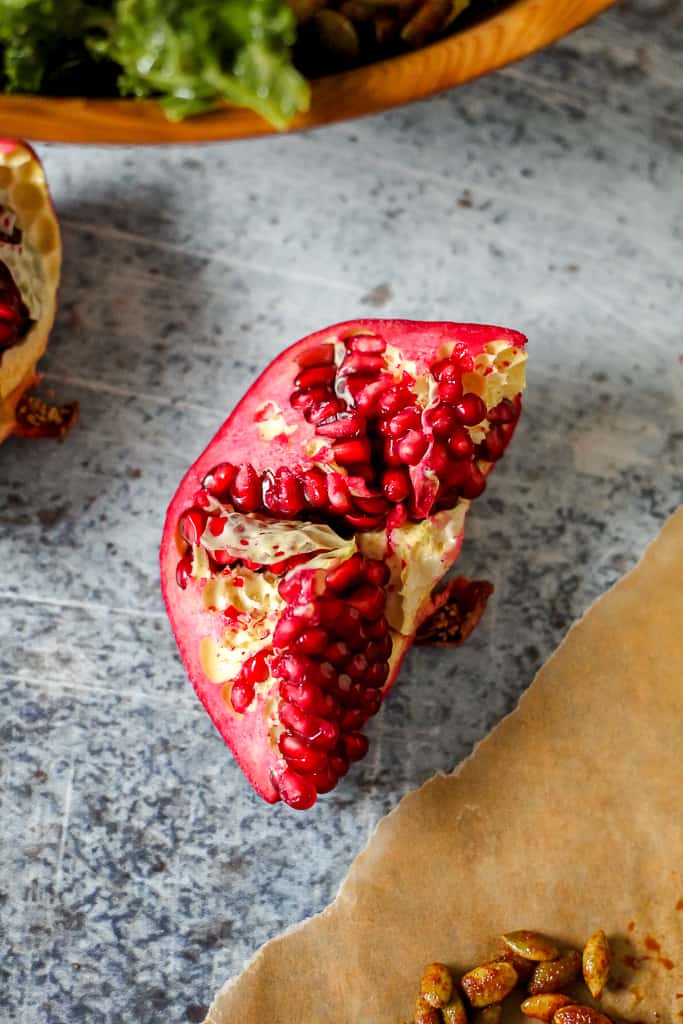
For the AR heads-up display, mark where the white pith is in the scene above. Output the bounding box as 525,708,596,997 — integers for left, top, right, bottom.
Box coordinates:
188,338,527,741
0,143,61,412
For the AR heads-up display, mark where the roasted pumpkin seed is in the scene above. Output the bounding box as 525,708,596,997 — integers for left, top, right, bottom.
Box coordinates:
461,961,518,1008
502,930,559,962
552,1007,614,1024
415,994,441,1024
582,929,611,999
521,994,574,1021
441,990,468,1024
528,950,581,996
420,962,454,1008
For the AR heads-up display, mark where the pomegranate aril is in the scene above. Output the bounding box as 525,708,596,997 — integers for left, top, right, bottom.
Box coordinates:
230,679,255,714
229,464,261,512
316,660,338,689
397,430,429,465
273,614,305,649
360,688,382,715
354,376,393,415
365,560,391,587
276,467,305,516
353,495,389,517
325,640,351,666
344,513,385,530
310,768,338,794
437,380,464,403
366,661,390,687
343,732,369,763
280,681,327,715
318,598,361,637
488,398,518,424
387,407,422,438
340,352,385,374
344,653,368,680
448,426,475,459
382,467,410,503
297,342,335,368
305,398,345,424
326,474,353,514
425,403,459,437
280,703,340,749
461,464,487,499
273,652,315,683
365,616,388,640
329,753,349,778
211,549,235,565
175,554,192,589
455,393,487,426
345,333,386,354
333,438,372,466
428,440,450,476
347,584,385,621
377,385,414,418
290,385,331,411
300,468,329,508
479,425,505,461
275,767,317,810
366,635,392,662
295,627,329,656
294,364,336,389
316,410,366,439
242,650,270,684
279,734,330,773
202,462,236,498
179,509,206,546
326,554,365,593
342,708,366,731
383,439,404,467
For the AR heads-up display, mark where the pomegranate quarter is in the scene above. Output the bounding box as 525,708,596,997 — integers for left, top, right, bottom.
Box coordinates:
160,320,527,809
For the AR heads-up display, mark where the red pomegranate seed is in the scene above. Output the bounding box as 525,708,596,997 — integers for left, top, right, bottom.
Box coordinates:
345,333,386,354
387,407,422,438
437,379,464,403
294,627,327,656
366,661,390,687
229,464,261,512
318,598,362,637
365,616,388,640
354,376,393,416
179,509,206,546
272,652,316,683
275,767,317,810
294,364,336,389
381,467,410,503
365,560,390,587
279,734,330,773
326,554,365,593
444,461,470,487
425,403,459,437
296,342,335,368
343,732,369,763
345,513,385,530
324,640,351,666
211,549,235,565
333,438,372,466
273,614,307,650
280,681,328,715
280,704,340,749
383,439,404,466
479,425,506,461
360,687,382,714
305,398,345,424
342,708,366,731
329,753,349,778
461,464,487,499
241,650,270,685
347,584,385,621
230,679,255,714
448,426,475,459
299,468,328,508
326,474,353,513
426,441,449,477
175,555,193,589
397,430,428,465
205,516,226,537
450,343,474,371
340,352,385,374
353,494,388,516
290,385,331,411
275,467,305,516
316,410,366,439
315,661,338,690
455,393,487,426
377,385,414,418
344,653,368,680
202,462,236,498
488,398,518,424
310,767,338,793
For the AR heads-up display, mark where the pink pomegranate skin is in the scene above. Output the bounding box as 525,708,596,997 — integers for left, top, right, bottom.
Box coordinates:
160,319,526,807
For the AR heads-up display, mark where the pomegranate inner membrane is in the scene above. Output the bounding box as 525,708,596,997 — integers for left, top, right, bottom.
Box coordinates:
172,328,527,809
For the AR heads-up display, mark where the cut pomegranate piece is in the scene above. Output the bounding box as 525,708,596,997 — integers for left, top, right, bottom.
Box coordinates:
0,140,76,444
160,319,527,809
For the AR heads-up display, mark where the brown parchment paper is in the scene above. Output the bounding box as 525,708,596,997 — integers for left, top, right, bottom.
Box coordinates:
207,509,683,1024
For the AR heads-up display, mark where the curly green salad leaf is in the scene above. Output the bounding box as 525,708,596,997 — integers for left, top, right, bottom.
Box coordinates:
0,0,310,127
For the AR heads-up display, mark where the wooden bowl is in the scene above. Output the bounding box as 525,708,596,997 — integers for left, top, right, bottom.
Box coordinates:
0,0,615,144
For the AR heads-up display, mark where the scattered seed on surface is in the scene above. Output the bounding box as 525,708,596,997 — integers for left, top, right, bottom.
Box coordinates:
521,993,574,1021
502,930,559,962
528,950,581,996
420,962,454,1008
461,961,518,1007
582,929,611,999
441,989,468,1024
552,1006,614,1024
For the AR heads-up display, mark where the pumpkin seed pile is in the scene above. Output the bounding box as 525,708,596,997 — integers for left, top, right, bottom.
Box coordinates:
404,929,613,1024
291,0,492,71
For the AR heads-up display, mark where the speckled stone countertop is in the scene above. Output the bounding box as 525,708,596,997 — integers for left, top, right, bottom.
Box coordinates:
1,3,682,1021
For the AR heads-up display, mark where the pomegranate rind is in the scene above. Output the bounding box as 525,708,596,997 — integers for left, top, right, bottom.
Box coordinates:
0,139,63,443
160,319,527,805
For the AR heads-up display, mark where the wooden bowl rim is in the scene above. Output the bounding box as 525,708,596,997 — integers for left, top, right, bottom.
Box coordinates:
0,0,615,144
